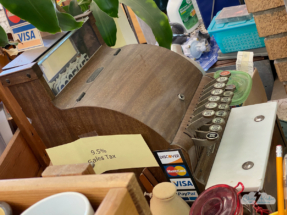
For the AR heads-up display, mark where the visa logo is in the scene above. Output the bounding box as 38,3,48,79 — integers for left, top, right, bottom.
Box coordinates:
18,30,36,42
170,178,195,189
173,180,193,187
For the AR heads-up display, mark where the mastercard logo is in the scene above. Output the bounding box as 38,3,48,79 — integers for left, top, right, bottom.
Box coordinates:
165,165,189,177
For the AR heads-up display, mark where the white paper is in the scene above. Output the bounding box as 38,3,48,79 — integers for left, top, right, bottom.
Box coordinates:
236,51,254,76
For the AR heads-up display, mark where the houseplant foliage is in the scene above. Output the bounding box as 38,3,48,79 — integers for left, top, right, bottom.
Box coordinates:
0,0,172,49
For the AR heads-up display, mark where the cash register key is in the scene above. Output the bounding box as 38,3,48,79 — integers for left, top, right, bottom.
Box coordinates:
206,132,220,141
220,97,232,105
225,84,236,92
208,96,221,103
223,91,234,98
211,89,224,96
215,110,228,119
220,71,231,78
213,82,226,89
202,110,215,118
209,124,223,132
216,77,229,84
205,102,218,110
218,103,230,111
212,117,226,125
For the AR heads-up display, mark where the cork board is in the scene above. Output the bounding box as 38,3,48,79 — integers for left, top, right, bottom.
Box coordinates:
254,7,287,37
275,59,287,82
245,0,284,13
265,34,287,60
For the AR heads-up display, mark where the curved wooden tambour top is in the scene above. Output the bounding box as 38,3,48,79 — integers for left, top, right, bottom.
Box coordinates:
53,44,203,144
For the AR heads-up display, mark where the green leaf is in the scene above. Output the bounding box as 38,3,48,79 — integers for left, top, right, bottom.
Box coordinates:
120,0,172,49
62,5,70,13
56,12,84,31
94,0,119,18
79,3,90,12
78,0,91,5
0,0,61,34
53,2,84,31
0,26,8,47
69,0,83,16
90,1,117,46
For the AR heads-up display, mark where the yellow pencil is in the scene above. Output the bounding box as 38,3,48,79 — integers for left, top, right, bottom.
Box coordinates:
277,145,285,215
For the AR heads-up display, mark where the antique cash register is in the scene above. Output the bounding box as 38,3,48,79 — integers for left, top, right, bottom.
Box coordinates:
0,12,285,196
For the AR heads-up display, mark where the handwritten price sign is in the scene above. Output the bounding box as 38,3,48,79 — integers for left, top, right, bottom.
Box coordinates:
88,149,116,165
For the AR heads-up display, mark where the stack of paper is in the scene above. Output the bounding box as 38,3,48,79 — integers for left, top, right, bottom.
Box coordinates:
236,51,254,76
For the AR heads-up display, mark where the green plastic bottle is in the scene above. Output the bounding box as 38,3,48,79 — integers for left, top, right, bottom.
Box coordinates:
167,0,199,33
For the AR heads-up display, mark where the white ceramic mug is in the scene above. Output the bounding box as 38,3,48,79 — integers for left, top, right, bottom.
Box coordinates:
21,192,94,215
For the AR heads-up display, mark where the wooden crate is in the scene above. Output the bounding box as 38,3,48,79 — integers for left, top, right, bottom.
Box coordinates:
0,173,150,215
245,0,284,13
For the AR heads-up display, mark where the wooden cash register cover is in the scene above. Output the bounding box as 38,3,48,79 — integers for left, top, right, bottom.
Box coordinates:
0,15,216,191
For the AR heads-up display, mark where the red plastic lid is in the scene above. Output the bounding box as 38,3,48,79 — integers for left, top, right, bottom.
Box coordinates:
190,184,241,215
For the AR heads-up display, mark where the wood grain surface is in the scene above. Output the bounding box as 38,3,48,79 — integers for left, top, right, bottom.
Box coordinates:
0,81,49,167
0,129,42,179
42,163,95,177
95,188,139,215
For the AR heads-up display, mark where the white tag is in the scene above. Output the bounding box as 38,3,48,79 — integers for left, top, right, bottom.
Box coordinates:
236,51,254,76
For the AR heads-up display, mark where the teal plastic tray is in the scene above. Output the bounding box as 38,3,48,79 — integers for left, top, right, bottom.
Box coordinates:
208,11,265,54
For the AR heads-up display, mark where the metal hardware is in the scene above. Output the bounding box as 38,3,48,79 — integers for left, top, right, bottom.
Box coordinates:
223,91,234,98
76,92,86,102
203,79,216,89
205,102,218,110
27,74,31,78
242,161,254,170
225,84,236,92
5,79,10,84
209,124,222,132
215,110,228,119
254,115,265,122
213,82,226,89
86,67,104,83
199,89,213,101
216,77,228,84
211,89,224,96
206,132,219,141
178,94,185,101
208,96,221,103
212,117,225,125
114,49,121,56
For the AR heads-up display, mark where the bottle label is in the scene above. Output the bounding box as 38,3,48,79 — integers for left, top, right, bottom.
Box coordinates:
179,0,198,30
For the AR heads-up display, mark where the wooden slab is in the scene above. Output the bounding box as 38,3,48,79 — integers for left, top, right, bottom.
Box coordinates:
42,163,95,177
